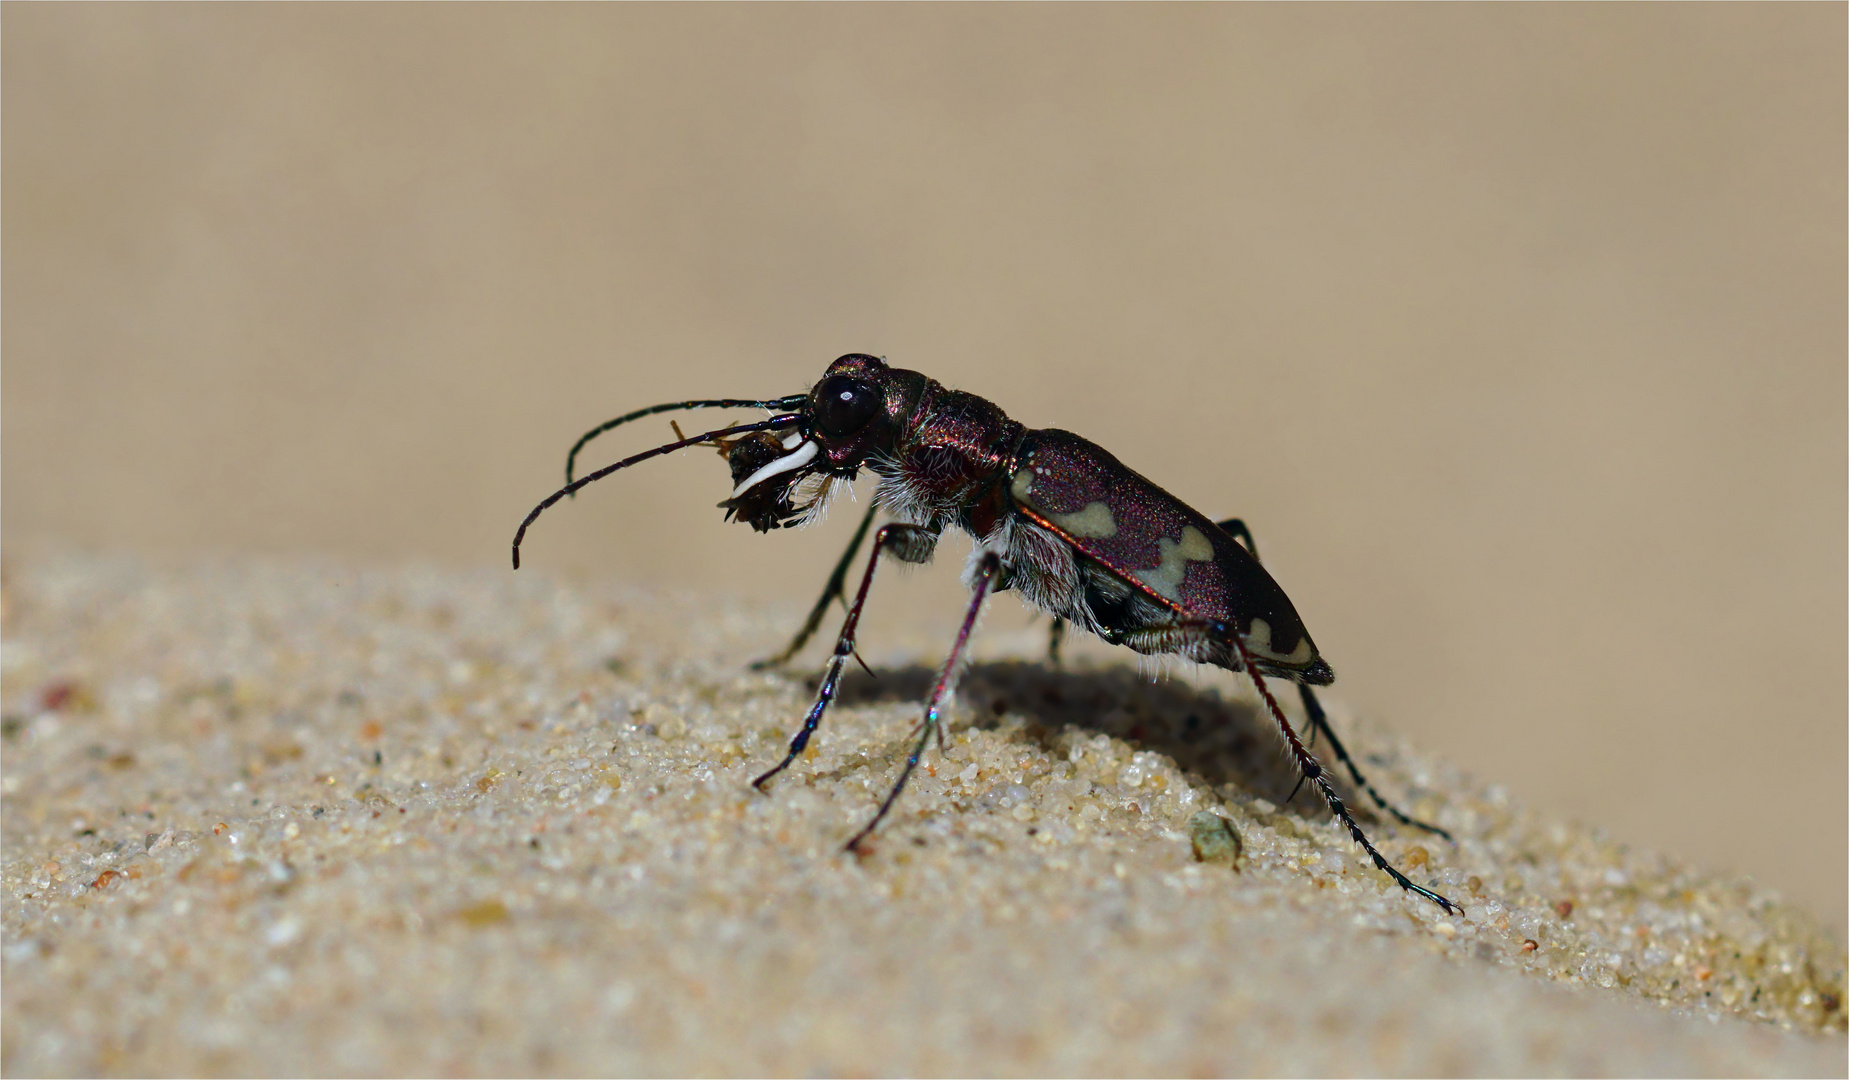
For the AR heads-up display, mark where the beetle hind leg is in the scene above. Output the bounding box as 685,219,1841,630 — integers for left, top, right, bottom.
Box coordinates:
1231,635,1459,915
1298,684,1454,842
1211,516,1443,836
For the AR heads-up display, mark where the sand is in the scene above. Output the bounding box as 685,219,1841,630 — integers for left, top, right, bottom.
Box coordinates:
2,550,1843,1076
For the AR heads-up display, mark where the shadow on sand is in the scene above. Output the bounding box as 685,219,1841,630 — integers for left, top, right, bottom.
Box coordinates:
809,658,1426,830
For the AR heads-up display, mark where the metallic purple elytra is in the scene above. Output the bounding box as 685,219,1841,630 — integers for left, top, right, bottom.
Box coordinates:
1006,429,1329,680
513,353,1457,913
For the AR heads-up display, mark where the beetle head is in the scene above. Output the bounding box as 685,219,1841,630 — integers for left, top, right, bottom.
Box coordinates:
516,354,927,564
805,354,926,470
716,354,925,530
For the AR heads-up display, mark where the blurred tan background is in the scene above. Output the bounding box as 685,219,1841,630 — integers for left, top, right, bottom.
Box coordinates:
4,6,1842,931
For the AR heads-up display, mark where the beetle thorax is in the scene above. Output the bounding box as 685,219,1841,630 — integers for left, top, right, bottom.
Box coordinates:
872,387,1025,530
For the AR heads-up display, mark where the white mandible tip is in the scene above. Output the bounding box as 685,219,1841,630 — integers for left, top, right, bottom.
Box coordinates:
731,439,819,498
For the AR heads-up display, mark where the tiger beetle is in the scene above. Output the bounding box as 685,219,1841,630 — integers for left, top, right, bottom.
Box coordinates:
512,353,1458,913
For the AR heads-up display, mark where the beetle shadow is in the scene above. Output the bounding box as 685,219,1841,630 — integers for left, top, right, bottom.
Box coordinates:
822,659,1365,818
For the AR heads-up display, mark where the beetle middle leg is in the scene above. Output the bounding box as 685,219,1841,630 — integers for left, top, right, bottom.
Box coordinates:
751,502,880,670
753,522,939,791
845,551,1003,852
1214,516,1449,840
1046,616,1067,667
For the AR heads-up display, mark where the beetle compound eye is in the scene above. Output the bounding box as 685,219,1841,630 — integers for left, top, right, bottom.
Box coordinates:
812,375,882,437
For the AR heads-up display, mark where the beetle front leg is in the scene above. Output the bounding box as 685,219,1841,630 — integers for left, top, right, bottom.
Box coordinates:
845,551,1002,852
751,501,880,670
753,522,939,791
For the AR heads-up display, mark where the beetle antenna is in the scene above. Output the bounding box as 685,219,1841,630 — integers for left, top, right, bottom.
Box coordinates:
565,395,809,494
515,413,803,569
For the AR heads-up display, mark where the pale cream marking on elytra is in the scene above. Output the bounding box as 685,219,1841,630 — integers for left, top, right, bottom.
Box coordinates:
1010,464,1035,503
1133,525,1215,601
1242,617,1314,665
1051,501,1118,539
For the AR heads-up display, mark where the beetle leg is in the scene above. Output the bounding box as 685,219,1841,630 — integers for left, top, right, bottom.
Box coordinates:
1046,616,1067,667
845,551,1002,852
1220,515,1310,743
753,523,938,791
1122,607,1459,911
1215,516,1449,840
1227,631,1459,915
1297,685,1454,842
751,502,880,670
1213,517,1259,561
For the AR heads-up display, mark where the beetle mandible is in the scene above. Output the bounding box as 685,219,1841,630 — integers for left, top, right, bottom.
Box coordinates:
512,353,1457,913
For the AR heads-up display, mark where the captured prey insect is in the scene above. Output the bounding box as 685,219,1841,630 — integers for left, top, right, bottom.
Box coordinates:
511,354,1459,913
